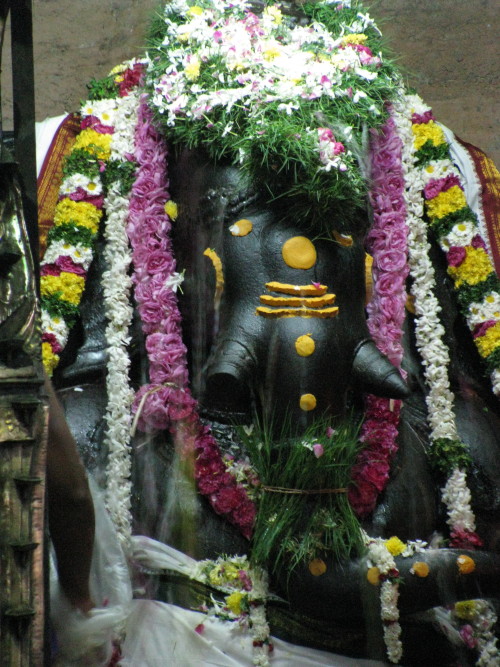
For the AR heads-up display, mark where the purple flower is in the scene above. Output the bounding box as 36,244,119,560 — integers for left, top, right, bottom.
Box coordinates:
56,256,87,276
411,110,435,125
447,246,466,267
128,100,256,540
313,443,324,458
471,234,487,250
473,320,496,339
459,624,477,649
423,175,461,200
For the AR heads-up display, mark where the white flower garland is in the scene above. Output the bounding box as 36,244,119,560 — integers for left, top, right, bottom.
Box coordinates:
392,92,499,666
391,93,476,536
363,533,428,663
191,554,271,666
102,89,140,551
473,601,500,667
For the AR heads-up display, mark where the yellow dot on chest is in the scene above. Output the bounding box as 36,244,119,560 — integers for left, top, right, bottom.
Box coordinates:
282,236,317,270
299,393,317,411
295,334,315,356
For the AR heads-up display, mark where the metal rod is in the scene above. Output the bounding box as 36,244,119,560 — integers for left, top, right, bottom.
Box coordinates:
10,0,39,276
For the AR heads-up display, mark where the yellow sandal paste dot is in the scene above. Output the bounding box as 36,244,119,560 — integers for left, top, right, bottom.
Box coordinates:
295,334,315,357
299,393,317,411
367,566,380,585
457,554,475,575
229,219,253,236
282,236,317,270
410,561,430,578
308,558,327,576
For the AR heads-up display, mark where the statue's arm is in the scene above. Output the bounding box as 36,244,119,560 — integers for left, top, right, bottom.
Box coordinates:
279,548,500,622
45,375,95,613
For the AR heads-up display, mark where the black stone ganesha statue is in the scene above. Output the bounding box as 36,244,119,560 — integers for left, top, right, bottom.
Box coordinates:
170,147,409,426
53,143,500,664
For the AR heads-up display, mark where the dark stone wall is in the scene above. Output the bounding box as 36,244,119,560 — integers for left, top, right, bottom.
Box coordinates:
1,0,499,164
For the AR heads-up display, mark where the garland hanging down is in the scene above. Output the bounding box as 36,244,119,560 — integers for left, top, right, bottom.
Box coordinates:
392,93,483,549
128,98,256,539
40,60,144,376
348,110,408,517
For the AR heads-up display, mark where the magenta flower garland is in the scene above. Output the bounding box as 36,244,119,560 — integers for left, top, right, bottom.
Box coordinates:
127,99,255,539
348,112,409,517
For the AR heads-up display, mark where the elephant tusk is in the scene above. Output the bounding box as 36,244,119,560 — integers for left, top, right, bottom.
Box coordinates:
351,339,410,399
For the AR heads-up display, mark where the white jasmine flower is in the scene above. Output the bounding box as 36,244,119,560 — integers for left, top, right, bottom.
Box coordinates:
41,310,69,346
80,98,117,124
439,220,476,250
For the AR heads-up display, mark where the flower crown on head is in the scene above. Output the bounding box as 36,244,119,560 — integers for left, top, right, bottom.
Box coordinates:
146,0,399,232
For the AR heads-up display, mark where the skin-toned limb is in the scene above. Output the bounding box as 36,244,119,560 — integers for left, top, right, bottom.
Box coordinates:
45,374,95,613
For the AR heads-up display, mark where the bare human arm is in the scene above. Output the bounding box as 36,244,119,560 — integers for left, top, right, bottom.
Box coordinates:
45,375,95,613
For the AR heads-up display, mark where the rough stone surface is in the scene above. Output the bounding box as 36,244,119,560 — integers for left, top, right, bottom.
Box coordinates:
1,0,499,165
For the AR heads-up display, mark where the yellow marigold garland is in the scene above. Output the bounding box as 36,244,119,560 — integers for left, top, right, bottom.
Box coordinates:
425,185,467,220
411,104,500,393
40,272,86,305
447,247,495,287
53,198,103,234
72,128,112,160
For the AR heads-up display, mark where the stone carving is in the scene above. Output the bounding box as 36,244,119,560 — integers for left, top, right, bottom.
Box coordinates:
0,164,47,665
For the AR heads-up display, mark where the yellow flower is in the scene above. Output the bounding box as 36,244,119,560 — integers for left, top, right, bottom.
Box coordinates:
367,566,380,585
331,54,348,70
42,342,59,376
223,563,240,581
457,554,475,575
187,5,203,16
208,567,223,586
454,600,478,621
410,561,430,578
165,200,178,220
54,198,103,234
475,321,500,358
411,120,446,151
225,591,244,616
263,6,282,24
263,45,282,61
425,185,467,219
185,58,201,81
385,536,405,556
341,33,368,45
73,129,112,160
448,246,494,287
109,63,127,76
208,562,240,586
41,272,86,306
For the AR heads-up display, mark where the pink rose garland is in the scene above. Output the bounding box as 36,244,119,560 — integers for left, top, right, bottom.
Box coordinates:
348,112,408,517
128,98,255,539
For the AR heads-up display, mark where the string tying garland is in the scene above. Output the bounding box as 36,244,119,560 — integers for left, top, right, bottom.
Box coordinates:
261,485,347,495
